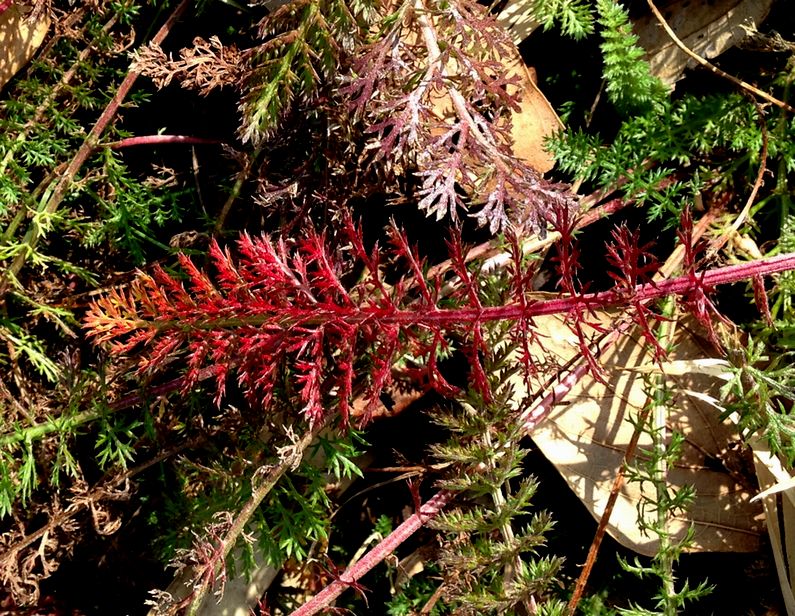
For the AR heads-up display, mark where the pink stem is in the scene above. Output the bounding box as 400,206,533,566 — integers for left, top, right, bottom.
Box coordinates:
290,489,455,616
241,251,795,331
102,135,222,150
384,251,795,326
288,324,629,616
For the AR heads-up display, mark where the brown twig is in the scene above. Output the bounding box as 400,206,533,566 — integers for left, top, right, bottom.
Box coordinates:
0,0,191,297
708,104,769,257
647,0,795,114
566,402,651,615
420,582,447,614
565,213,715,614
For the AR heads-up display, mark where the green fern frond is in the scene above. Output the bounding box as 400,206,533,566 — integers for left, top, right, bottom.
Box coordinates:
596,0,666,112
532,0,595,40
241,0,370,142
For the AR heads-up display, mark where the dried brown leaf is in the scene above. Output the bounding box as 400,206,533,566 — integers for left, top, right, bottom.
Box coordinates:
0,3,49,90
133,36,243,96
520,312,764,555
635,0,773,88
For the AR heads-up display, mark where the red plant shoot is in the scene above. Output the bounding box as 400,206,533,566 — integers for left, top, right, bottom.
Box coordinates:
85,209,795,427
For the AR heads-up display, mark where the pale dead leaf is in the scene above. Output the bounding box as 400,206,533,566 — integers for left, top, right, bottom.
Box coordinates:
395,547,428,589
496,0,540,46
634,0,773,88
627,357,733,379
0,5,49,90
747,436,795,615
520,312,763,555
503,55,562,174
752,475,795,503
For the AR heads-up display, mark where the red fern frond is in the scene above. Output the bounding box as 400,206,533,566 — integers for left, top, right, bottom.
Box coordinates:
85,215,795,425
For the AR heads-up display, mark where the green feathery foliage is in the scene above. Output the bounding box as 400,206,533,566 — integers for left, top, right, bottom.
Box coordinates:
549,90,790,222
240,0,374,143
595,0,667,112
723,338,795,466
427,324,566,614
81,149,192,262
532,0,594,40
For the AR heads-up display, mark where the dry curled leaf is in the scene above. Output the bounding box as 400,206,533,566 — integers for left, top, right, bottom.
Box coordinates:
518,312,764,555
132,36,243,96
635,0,773,88
0,3,49,90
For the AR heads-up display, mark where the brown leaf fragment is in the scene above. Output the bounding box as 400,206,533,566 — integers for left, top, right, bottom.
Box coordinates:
502,55,563,174
0,4,49,90
132,36,243,96
496,0,540,46
634,0,773,88
522,313,764,555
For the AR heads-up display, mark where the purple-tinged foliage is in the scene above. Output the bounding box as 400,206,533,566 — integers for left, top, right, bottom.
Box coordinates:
341,0,576,233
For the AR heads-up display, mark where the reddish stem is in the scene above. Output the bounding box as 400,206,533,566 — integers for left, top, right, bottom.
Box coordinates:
102,135,222,150
520,319,633,431
391,251,795,326
289,322,634,616
285,249,795,616
290,489,455,616
0,0,191,294
191,251,795,331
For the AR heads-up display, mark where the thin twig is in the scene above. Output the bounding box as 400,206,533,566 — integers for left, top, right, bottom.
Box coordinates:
0,0,191,297
102,135,222,150
184,421,328,616
565,384,655,615
708,105,769,257
565,214,714,614
213,147,262,235
290,489,455,616
647,0,795,114
419,582,446,614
